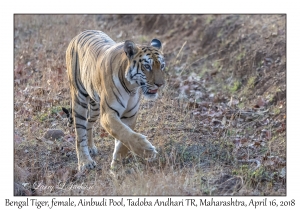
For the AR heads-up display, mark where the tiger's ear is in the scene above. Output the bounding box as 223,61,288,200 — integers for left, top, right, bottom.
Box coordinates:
124,40,138,59
150,38,161,50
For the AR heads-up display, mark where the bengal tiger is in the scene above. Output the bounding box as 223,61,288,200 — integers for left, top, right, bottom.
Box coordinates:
64,30,165,172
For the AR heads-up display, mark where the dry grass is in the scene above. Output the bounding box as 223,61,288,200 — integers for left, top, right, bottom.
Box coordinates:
14,14,286,196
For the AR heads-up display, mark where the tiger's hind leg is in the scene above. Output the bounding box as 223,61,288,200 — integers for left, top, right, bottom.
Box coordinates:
72,93,96,171
87,98,100,156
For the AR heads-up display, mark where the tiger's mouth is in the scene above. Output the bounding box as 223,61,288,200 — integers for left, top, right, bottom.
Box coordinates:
140,82,158,95
147,89,158,94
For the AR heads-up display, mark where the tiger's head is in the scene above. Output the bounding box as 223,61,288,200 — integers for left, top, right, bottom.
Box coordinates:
124,39,165,100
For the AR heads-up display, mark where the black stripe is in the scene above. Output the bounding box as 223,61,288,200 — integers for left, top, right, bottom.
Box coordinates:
70,44,75,58
75,97,88,109
74,52,89,98
78,92,88,102
74,32,94,98
87,38,100,50
121,111,137,119
142,59,150,63
118,67,131,94
78,31,94,45
76,123,86,130
96,49,101,57
77,79,88,97
128,60,136,79
74,110,87,121
81,35,92,47
105,97,120,117
88,119,98,123
131,62,144,79
78,137,87,144
112,88,125,108
127,100,140,113
132,60,136,69
110,54,123,98
131,72,146,80
90,106,100,111
90,100,97,106
89,111,100,118
129,67,132,78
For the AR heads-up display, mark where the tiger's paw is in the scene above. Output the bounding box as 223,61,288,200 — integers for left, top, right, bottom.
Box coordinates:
130,133,158,160
78,158,96,172
89,145,98,156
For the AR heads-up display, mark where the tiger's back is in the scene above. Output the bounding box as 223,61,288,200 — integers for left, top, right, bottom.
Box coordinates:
66,30,117,101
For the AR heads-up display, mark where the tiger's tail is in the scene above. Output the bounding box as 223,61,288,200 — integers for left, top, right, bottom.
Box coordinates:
62,106,73,127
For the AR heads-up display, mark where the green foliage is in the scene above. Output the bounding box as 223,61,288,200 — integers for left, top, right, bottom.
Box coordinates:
229,81,241,93
50,105,63,114
272,106,281,115
36,111,48,122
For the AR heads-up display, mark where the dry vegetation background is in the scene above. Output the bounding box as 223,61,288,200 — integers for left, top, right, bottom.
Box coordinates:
14,14,286,196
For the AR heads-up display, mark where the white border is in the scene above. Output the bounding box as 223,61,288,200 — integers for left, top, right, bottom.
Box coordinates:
2,0,299,209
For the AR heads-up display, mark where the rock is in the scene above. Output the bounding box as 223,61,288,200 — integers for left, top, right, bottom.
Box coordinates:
43,129,64,140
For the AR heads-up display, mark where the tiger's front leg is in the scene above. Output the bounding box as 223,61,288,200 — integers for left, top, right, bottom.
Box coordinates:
100,103,157,166
72,94,96,171
110,116,137,169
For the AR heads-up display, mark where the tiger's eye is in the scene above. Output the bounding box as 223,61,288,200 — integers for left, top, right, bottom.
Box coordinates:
143,64,151,70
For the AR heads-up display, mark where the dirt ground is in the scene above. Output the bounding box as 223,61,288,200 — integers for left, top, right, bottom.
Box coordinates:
14,14,286,195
